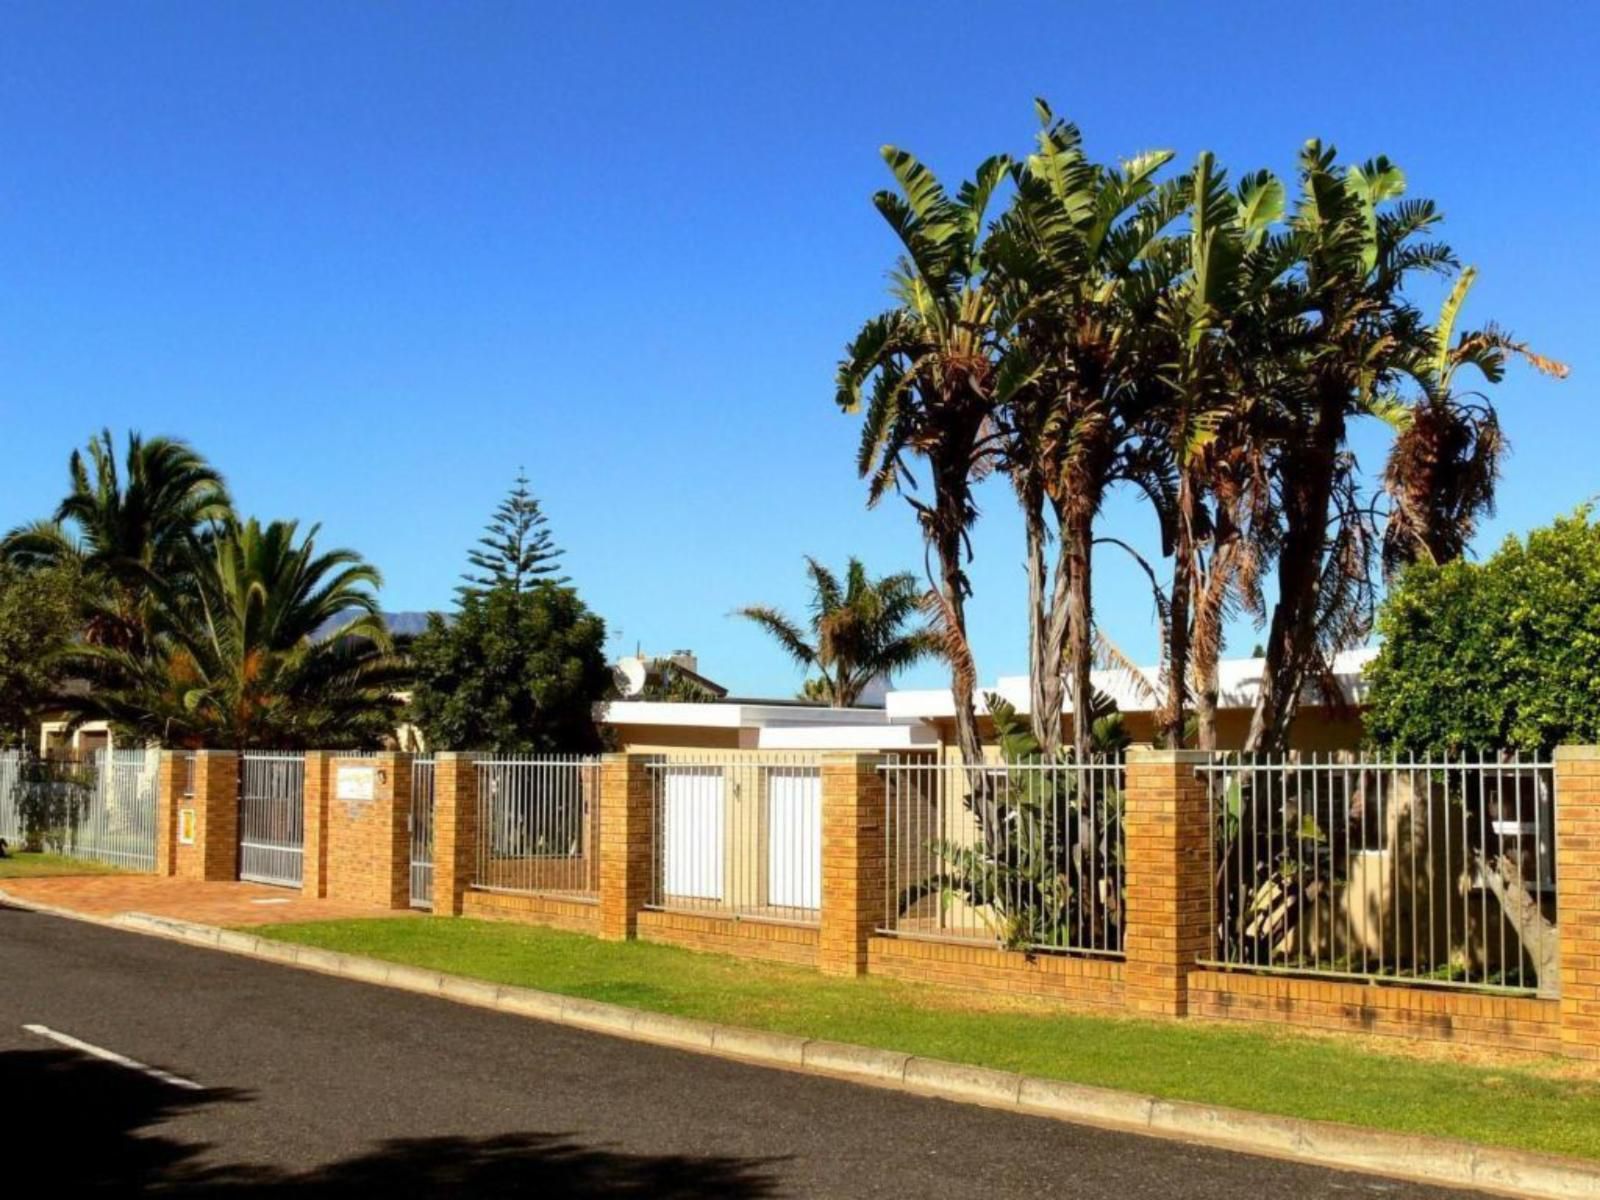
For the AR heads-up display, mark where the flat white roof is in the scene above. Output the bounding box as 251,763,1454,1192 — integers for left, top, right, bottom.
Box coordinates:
756,723,939,750
599,648,1377,735
596,699,908,730
885,648,1377,720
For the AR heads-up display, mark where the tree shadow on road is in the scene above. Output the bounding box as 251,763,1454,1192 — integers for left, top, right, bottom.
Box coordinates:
4,1048,783,1196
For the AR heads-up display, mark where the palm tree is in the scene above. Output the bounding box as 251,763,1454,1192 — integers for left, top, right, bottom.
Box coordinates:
986,102,1184,756
738,557,938,708
1143,153,1297,747
1245,144,1454,752
837,147,1013,761
1382,266,1568,575
61,518,408,749
3,429,231,653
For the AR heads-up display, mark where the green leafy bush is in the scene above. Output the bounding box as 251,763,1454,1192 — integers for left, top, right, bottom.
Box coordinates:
407,583,610,753
1365,508,1600,754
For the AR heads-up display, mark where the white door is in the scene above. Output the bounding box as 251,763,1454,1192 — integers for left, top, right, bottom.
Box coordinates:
663,768,725,900
767,770,821,911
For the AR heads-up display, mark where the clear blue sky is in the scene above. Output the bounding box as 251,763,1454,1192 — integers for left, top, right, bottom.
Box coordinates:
2,2,1595,698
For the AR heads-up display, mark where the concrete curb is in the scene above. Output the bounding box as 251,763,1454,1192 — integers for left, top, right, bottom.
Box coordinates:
5,891,1599,1200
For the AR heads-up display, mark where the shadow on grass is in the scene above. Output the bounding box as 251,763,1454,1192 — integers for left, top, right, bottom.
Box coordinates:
6,1048,782,1196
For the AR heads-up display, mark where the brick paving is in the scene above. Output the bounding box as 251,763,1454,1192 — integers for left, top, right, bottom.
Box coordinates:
0,874,413,927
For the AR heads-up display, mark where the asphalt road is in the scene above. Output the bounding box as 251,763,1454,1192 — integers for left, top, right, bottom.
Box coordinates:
0,902,1476,1198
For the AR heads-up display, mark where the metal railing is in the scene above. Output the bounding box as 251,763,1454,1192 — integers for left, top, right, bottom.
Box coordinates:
0,749,159,871
410,755,435,909
0,751,24,844
878,755,1126,957
239,752,306,887
1201,753,1557,995
646,755,823,927
473,755,601,898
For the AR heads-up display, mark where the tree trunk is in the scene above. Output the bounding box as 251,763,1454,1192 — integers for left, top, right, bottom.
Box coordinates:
1479,852,1560,994
1164,473,1195,750
933,512,983,768
1023,493,1058,756
1022,488,1075,758
1191,542,1232,752
1246,407,1342,754
1064,505,1095,760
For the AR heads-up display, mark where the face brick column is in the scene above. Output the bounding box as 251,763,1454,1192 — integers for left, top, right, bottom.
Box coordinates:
154,751,186,877
819,751,887,977
174,750,239,882
1123,748,1211,1017
300,752,331,898
433,752,479,916
325,752,412,909
598,753,655,941
1556,746,1600,1059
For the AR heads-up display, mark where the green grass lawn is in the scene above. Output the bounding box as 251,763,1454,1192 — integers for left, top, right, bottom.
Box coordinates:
0,850,126,879
255,916,1600,1161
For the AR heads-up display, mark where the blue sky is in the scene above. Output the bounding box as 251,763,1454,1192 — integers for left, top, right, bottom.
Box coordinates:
2,2,1595,698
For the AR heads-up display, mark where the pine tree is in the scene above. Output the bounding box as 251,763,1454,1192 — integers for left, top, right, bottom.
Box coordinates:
458,472,566,597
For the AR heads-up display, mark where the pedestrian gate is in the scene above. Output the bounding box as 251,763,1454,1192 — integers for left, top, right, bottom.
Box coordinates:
239,752,305,887
410,756,435,909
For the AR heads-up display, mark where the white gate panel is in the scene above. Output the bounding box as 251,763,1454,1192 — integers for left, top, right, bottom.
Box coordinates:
662,768,724,901
766,771,821,911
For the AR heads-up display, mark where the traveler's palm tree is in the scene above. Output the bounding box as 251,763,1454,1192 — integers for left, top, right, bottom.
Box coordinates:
738,557,938,707
837,147,1012,760
1382,266,1568,575
3,429,231,653
64,518,409,748
987,101,1184,757
1246,144,1455,750
1144,152,1298,746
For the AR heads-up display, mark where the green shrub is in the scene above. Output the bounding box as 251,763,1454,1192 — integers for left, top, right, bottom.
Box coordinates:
1365,508,1600,754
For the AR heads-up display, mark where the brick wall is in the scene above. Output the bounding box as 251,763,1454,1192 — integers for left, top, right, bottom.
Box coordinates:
1122,749,1210,1017
301,752,331,898
867,936,1125,1011
1557,746,1600,1059
324,753,409,910
173,751,238,882
598,754,653,941
433,753,478,916
637,909,819,967
154,751,184,877
818,752,885,977
399,741,1600,1062
1190,970,1563,1054
462,889,600,934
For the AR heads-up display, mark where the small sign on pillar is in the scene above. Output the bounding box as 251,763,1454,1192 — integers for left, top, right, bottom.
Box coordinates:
336,764,376,804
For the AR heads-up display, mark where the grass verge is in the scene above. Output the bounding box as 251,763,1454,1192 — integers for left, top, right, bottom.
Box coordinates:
0,850,126,879
255,916,1600,1161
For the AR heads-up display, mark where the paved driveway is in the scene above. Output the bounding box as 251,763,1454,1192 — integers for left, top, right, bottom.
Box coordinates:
0,874,409,925
0,902,1474,1198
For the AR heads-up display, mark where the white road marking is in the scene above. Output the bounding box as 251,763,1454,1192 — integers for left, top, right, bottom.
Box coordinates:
249,898,292,905
22,1024,204,1090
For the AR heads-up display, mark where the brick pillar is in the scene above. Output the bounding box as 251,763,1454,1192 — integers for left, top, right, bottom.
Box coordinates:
175,750,239,882
154,751,185,877
325,752,412,909
1556,746,1600,1059
598,753,655,941
1123,748,1211,1017
433,752,479,916
819,752,887,977
301,752,331,898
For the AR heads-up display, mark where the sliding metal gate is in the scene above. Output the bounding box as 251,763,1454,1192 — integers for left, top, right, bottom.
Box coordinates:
239,752,305,887
410,755,435,909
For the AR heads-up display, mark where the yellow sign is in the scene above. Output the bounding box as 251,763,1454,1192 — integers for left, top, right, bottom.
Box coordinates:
178,808,197,845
